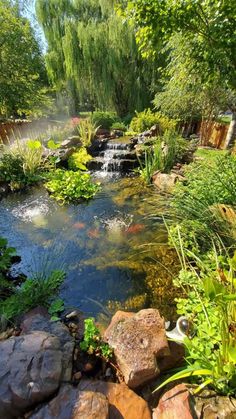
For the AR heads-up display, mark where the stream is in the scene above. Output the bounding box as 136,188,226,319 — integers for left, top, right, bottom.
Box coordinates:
0,175,179,321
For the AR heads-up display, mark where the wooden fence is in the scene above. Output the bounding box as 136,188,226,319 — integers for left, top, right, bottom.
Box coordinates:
196,120,229,149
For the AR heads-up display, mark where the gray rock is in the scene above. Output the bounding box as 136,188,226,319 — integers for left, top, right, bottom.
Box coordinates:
21,308,74,381
104,309,170,388
0,331,64,418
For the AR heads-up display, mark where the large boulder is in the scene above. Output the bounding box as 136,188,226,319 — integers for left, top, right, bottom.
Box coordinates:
153,384,194,419
193,389,236,418
104,309,170,388
152,171,185,193
21,307,74,381
0,331,65,418
30,385,109,419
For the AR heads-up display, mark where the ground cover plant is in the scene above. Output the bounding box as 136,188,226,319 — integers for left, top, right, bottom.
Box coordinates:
80,317,113,360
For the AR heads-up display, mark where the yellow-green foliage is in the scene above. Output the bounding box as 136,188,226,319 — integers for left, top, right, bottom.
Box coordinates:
130,109,177,133
68,148,92,171
77,119,99,147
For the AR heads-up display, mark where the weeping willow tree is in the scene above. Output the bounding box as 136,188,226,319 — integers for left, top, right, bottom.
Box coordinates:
36,0,158,116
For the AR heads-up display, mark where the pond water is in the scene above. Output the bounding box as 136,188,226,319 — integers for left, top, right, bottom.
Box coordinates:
0,176,179,321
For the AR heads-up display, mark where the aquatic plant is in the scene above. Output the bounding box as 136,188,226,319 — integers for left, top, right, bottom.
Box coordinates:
68,148,92,171
154,244,236,396
45,169,100,203
80,317,113,360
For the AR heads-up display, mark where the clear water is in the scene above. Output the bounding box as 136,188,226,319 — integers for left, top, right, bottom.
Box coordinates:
0,176,178,319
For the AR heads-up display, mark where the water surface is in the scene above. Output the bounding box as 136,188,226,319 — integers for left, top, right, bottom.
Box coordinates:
0,176,178,319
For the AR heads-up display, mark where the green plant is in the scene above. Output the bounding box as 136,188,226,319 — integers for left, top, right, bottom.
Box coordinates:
154,233,236,396
48,298,65,321
68,148,92,171
171,154,236,253
0,237,18,298
111,121,127,131
91,111,119,130
0,270,65,325
130,109,177,133
80,318,113,360
77,119,99,147
45,169,100,203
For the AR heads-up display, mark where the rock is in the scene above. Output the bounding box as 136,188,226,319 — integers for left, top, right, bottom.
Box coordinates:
60,136,81,149
66,310,79,319
149,124,160,137
152,172,185,193
158,341,185,372
78,379,151,419
0,331,65,418
21,308,74,381
193,389,236,418
104,309,170,388
153,384,193,419
29,385,109,419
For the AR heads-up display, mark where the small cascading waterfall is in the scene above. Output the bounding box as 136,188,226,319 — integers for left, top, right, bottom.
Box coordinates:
88,140,138,175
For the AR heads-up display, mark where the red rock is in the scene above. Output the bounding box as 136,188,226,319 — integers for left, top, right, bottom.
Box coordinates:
153,384,193,419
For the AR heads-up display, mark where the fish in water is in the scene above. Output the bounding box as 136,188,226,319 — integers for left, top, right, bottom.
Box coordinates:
73,222,85,229
125,224,145,234
88,228,100,238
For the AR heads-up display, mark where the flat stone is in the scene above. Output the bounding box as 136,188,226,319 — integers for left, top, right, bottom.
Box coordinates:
153,384,193,419
193,389,236,418
0,332,64,418
104,309,170,388
152,172,184,193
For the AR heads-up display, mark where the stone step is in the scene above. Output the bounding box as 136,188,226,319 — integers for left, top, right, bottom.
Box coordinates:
98,150,137,160
88,157,139,172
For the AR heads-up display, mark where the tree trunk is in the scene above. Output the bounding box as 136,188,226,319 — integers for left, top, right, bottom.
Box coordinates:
224,111,236,149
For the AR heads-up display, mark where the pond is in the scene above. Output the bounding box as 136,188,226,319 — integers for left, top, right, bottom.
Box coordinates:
0,175,179,321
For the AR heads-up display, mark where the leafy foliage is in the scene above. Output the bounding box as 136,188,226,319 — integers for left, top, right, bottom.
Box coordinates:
48,298,65,321
155,247,236,396
68,148,92,171
130,109,177,133
80,317,113,360
137,132,188,183
77,118,99,147
0,0,50,118
36,0,158,116
171,154,236,253
0,270,65,326
91,111,119,130
45,169,100,203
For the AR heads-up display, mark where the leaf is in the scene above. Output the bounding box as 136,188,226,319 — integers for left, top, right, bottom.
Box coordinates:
27,140,42,150
47,139,60,150
152,367,213,393
228,346,236,363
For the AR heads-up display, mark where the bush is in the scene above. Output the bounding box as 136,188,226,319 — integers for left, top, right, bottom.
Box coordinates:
91,111,119,130
130,109,177,133
68,148,92,171
45,169,100,203
111,121,127,131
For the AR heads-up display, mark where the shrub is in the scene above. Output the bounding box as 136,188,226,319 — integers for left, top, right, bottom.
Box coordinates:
91,111,119,130
68,148,92,171
45,169,100,203
130,109,177,133
111,121,127,131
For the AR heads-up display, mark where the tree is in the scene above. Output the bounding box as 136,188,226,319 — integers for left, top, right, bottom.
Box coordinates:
36,0,159,116
0,0,49,118
122,0,236,146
